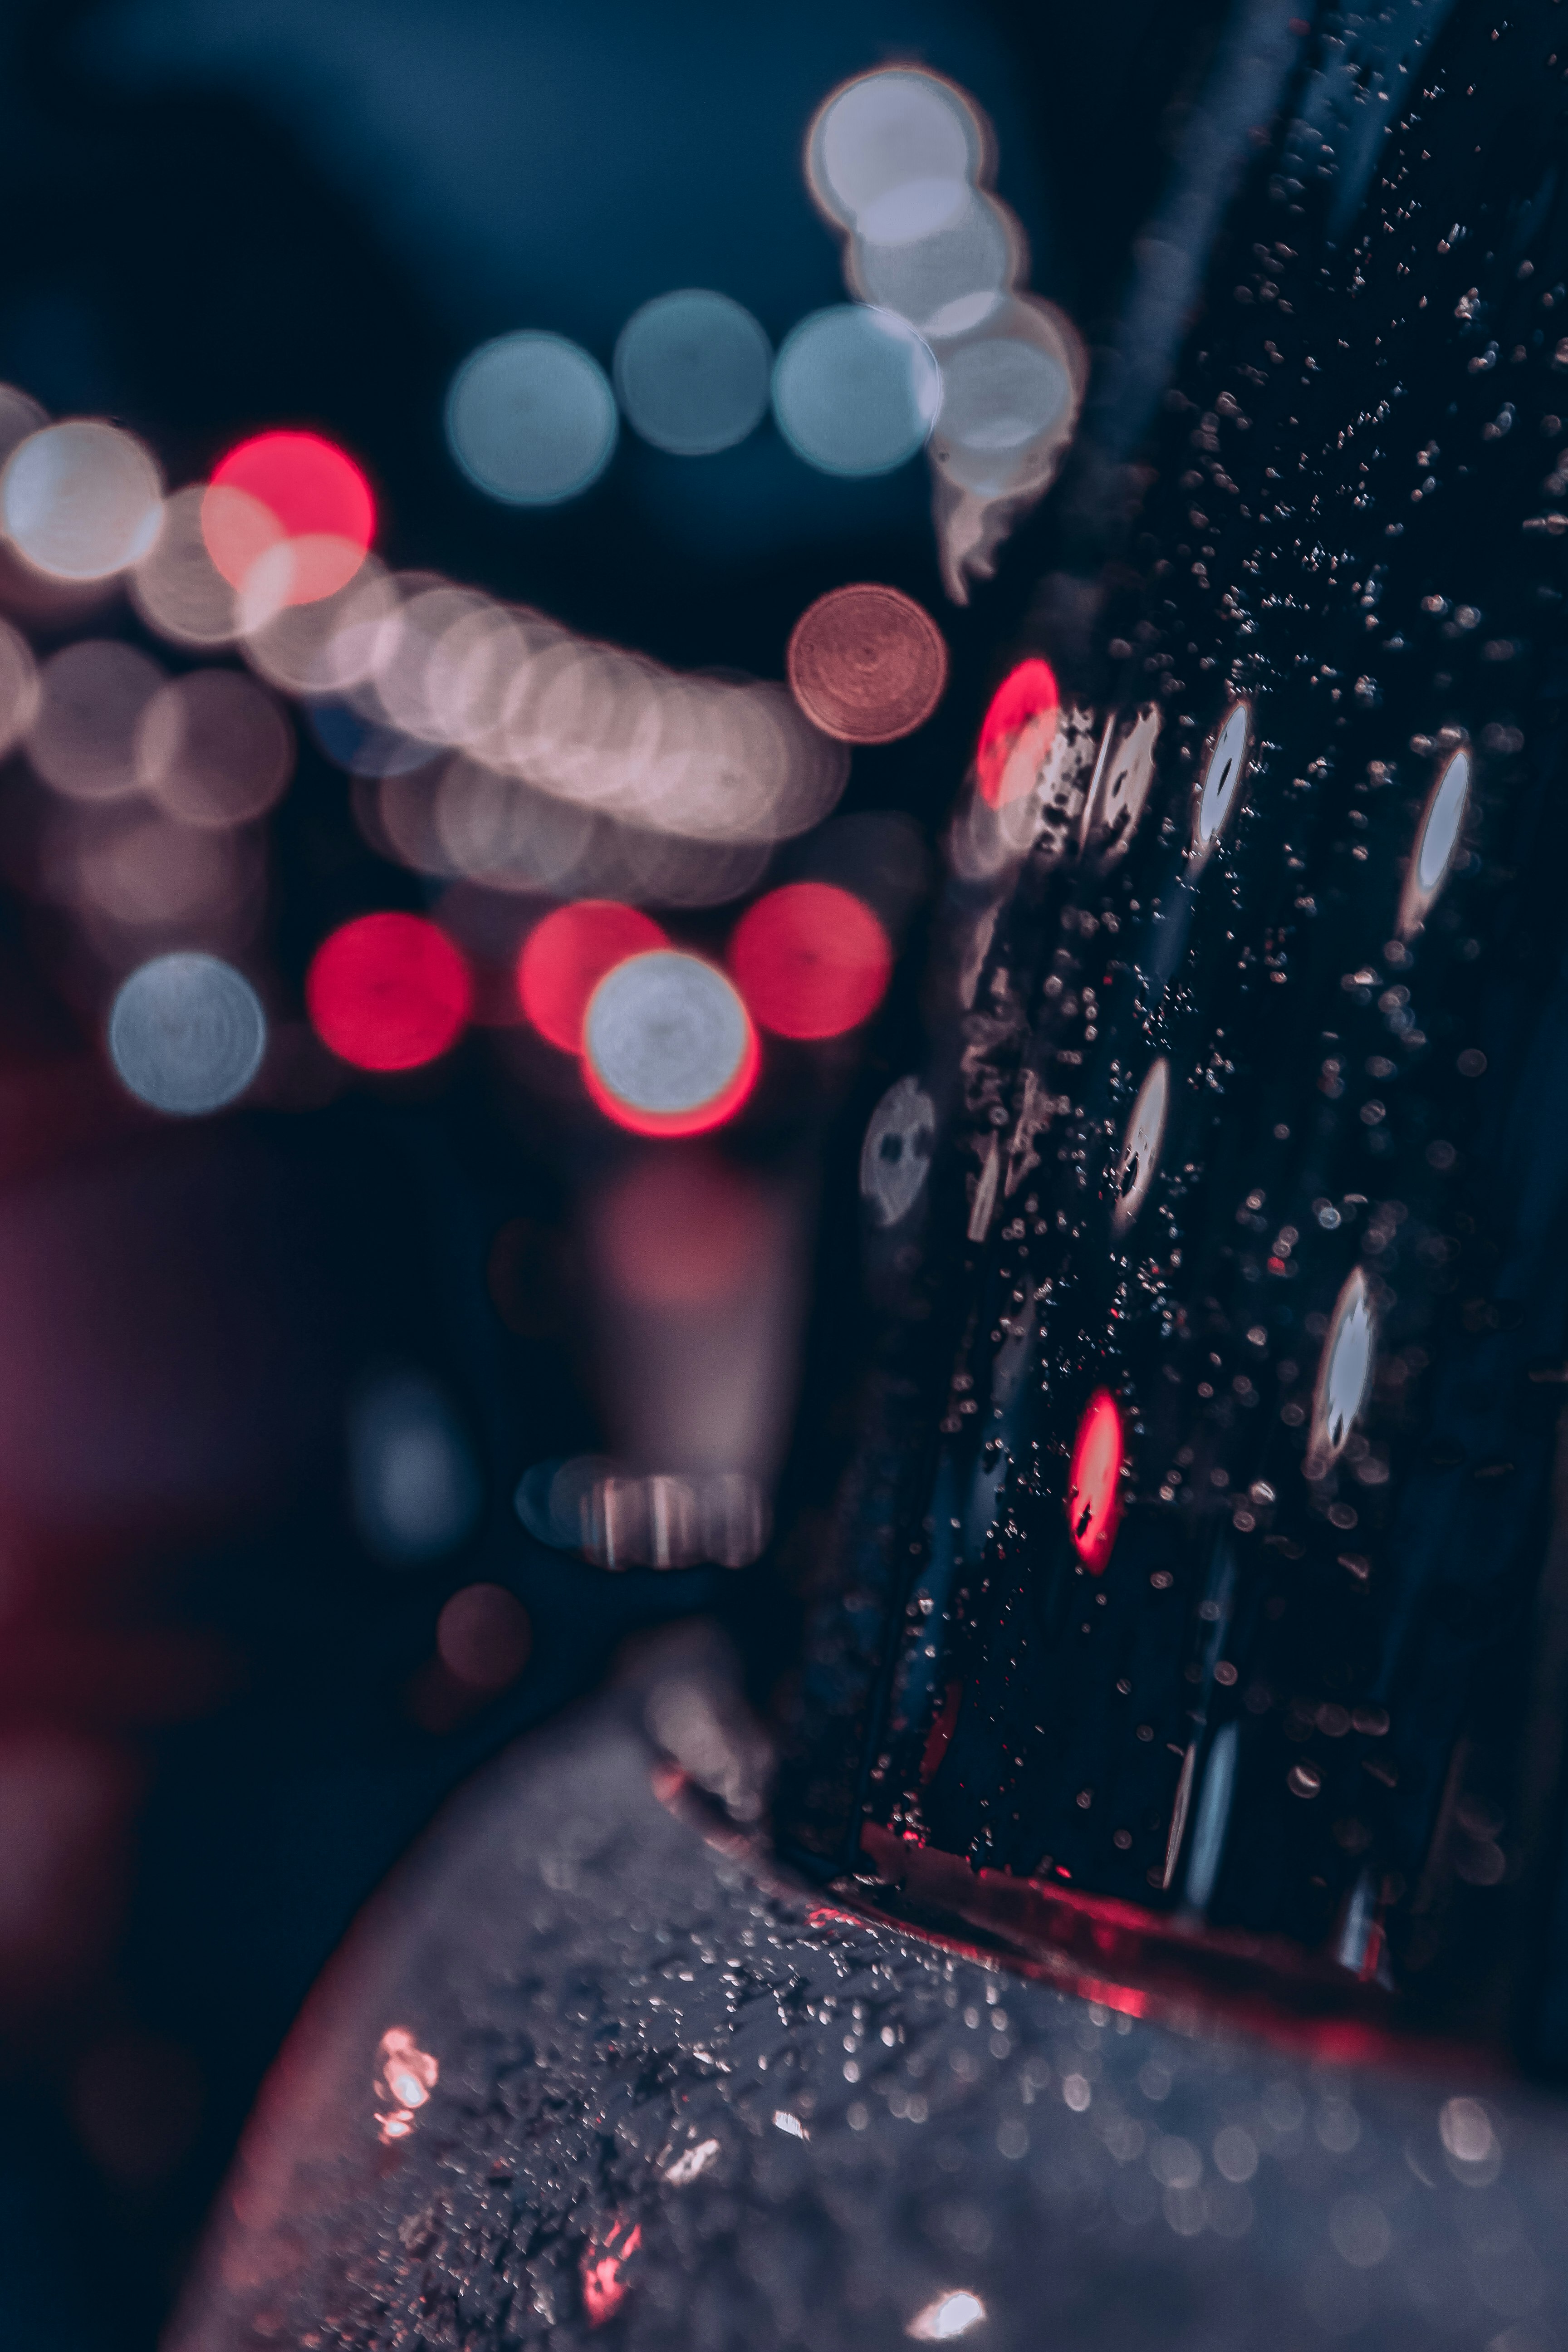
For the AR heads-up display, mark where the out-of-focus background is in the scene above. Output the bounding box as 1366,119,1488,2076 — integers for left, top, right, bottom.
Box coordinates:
0,1,1284,2341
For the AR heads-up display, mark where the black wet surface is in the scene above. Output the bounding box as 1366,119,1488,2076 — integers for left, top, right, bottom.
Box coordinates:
173,1682,1568,2352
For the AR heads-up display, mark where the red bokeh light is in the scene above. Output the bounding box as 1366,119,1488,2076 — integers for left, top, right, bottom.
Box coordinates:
517,900,666,1053
1066,1388,1124,1574
203,431,375,607
306,913,472,1072
976,656,1059,808
728,881,892,1040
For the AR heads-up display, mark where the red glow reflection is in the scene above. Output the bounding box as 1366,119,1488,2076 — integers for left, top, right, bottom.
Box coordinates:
517,899,665,1052
307,913,472,1071
728,882,892,1039
204,431,374,606
976,657,1058,809
1065,1388,1123,1573
582,2218,642,2326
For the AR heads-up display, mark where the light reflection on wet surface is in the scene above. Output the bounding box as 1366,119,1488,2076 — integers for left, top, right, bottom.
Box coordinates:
167,1694,1568,2352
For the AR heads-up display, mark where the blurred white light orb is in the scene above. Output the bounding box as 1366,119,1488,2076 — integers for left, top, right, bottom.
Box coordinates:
583,949,755,1133
614,290,772,456
932,334,1071,490
2,421,163,581
446,332,617,506
28,640,166,801
810,70,980,240
772,306,940,478
130,485,242,649
853,192,1013,339
108,951,266,1115
135,669,295,828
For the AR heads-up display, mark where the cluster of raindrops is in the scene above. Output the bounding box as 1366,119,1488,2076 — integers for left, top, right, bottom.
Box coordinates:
807,2,1568,2024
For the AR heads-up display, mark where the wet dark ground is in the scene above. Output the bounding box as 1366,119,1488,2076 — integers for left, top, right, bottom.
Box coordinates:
171,1656,1568,2352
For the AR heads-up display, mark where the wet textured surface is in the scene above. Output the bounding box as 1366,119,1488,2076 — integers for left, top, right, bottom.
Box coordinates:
174,1686,1568,2351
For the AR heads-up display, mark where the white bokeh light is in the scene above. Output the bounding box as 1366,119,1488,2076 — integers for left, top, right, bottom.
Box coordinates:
108,951,267,1116
772,306,940,477
446,331,617,506
2,421,163,581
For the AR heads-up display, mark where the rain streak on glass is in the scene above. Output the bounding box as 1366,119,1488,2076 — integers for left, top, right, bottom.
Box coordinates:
860,1074,936,1227
1398,743,1472,938
1191,696,1253,868
771,305,941,478
446,332,618,506
613,291,772,456
583,950,757,1136
108,952,267,1115
1111,1056,1170,1235
1311,1266,1376,1465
